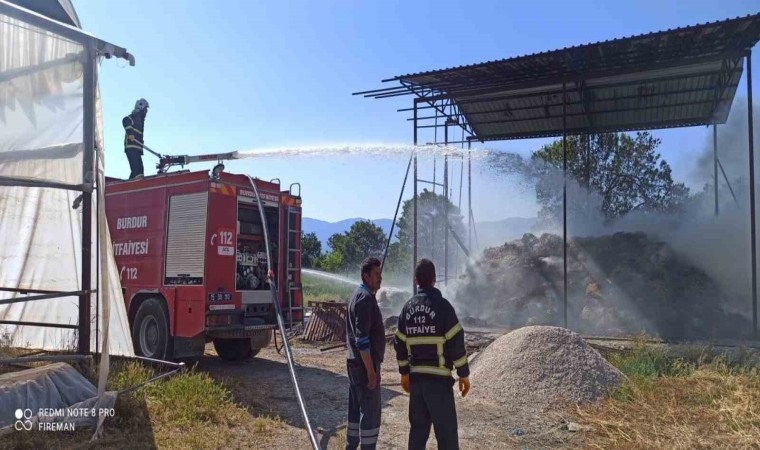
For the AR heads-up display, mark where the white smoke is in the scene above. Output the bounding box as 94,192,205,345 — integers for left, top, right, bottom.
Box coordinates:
457,102,760,334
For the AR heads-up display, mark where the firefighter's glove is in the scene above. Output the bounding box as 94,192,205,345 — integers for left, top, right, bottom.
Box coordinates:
400,374,410,393
458,377,470,398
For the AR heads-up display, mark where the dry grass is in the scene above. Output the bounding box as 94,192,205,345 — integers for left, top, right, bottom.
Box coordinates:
574,342,760,450
326,427,347,450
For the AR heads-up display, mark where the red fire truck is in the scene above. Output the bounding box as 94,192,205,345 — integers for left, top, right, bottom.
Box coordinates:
105,159,303,361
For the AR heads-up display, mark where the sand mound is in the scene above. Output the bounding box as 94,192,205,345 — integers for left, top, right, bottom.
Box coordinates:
469,326,624,412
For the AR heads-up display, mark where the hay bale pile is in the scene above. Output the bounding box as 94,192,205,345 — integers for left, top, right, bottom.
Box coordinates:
455,232,750,338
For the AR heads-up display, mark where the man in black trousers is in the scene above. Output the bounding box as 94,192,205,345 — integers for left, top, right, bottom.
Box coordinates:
123,98,149,179
394,258,471,450
345,257,385,449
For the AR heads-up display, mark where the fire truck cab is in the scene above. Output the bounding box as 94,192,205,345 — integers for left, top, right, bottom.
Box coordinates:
105,169,303,361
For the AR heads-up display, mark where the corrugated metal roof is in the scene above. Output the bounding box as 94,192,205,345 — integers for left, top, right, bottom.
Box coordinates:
9,0,80,28
360,13,760,140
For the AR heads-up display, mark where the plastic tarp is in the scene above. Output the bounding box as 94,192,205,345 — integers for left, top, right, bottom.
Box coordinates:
0,362,118,434
0,7,134,357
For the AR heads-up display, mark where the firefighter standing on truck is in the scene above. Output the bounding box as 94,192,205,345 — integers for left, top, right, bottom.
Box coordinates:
345,257,385,450
394,258,471,450
123,98,149,179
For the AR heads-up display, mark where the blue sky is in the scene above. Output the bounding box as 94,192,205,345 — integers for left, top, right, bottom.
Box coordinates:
74,0,760,222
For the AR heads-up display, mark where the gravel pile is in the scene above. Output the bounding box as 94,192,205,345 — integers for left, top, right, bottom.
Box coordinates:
469,326,624,412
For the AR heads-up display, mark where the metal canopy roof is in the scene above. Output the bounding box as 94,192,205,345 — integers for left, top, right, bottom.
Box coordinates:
9,0,80,28
358,13,760,141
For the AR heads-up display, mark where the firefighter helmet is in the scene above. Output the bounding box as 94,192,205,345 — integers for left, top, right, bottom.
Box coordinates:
134,98,149,112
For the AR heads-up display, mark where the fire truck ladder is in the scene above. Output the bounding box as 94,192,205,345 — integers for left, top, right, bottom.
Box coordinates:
285,183,303,329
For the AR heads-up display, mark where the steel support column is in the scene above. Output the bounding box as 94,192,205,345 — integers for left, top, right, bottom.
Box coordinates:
585,134,591,188
431,156,436,264
715,125,719,216
468,141,472,254
444,123,449,285
79,42,95,355
413,101,418,295
457,152,464,275
563,82,568,329
747,51,757,338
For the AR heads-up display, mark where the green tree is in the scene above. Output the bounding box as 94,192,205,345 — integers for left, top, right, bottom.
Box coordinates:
384,241,410,275
531,132,690,222
314,250,343,272
342,221,387,271
300,232,322,268
318,221,386,272
394,190,466,278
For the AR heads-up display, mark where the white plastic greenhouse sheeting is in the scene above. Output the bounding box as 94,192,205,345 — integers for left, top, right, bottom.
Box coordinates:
0,9,134,357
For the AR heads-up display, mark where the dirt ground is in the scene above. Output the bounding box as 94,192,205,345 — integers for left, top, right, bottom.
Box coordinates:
198,334,583,450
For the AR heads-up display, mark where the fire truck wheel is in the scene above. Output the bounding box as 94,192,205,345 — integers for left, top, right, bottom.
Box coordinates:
132,298,171,360
213,338,252,361
250,329,272,351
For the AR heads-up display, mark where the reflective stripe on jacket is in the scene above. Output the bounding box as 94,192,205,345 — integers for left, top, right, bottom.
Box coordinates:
123,112,145,153
394,287,469,379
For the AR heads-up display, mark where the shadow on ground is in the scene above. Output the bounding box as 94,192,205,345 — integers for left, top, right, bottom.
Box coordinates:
199,350,402,449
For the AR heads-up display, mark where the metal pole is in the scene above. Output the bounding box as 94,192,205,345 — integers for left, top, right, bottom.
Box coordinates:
79,43,95,355
747,51,757,338
444,155,449,285
468,141,472,253
431,157,436,264
714,125,719,216
458,129,465,276
0,290,90,306
444,123,449,285
0,354,92,365
585,134,591,213
95,139,100,359
381,152,414,271
413,101,418,295
457,154,464,276
458,155,464,209
586,134,591,188
563,82,568,329
718,159,740,206
433,157,436,193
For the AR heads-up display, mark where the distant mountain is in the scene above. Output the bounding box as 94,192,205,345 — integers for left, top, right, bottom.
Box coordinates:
303,216,536,252
303,218,394,251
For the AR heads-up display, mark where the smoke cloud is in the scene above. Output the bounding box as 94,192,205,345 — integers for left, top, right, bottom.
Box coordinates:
448,102,760,337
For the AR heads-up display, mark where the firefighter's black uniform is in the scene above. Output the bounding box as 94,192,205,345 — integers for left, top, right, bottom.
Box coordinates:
122,111,146,179
345,283,385,450
394,286,469,450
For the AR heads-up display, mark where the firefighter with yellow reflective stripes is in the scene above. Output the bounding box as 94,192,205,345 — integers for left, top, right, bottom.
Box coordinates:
122,98,149,179
394,258,470,450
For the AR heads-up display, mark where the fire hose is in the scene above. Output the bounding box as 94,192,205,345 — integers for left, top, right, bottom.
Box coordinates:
246,176,320,450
